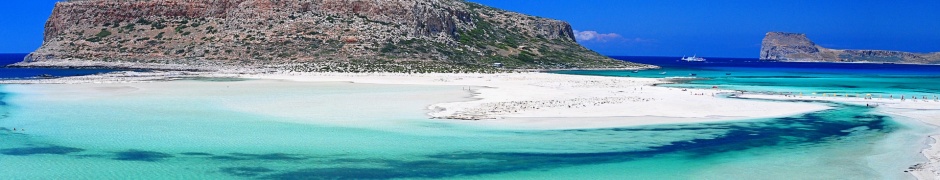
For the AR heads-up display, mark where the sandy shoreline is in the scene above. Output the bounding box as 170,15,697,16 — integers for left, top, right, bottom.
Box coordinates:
0,71,830,128
239,72,830,129
738,94,940,179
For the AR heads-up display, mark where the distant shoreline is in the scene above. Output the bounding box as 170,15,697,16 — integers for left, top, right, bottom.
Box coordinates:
757,59,940,66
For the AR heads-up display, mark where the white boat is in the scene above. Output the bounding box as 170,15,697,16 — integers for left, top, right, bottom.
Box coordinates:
681,55,706,62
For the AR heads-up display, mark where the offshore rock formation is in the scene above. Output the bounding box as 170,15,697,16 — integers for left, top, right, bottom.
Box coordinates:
760,32,940,64
18,0,653,72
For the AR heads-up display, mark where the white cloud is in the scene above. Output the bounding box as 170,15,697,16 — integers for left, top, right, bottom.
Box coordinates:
573,30,623,42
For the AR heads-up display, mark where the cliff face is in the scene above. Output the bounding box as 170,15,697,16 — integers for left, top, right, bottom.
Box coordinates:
760,32,940,64
22,0,649,71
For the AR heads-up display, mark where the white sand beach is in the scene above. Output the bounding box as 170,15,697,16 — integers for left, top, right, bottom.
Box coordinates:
0,71,831,130
0,71,828,129
242,72,830,129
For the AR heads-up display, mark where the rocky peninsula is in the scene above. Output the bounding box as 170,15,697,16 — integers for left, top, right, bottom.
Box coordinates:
760,32,940,64
15,0,654,72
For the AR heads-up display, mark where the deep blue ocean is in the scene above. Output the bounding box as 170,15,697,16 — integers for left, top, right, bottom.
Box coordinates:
0,53,115,79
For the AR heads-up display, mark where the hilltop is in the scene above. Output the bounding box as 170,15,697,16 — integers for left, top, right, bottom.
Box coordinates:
760,32,940,64
16,0,654,72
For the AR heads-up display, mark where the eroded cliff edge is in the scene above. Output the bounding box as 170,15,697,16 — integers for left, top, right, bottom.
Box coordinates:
760,32,940,64
17,0,654,72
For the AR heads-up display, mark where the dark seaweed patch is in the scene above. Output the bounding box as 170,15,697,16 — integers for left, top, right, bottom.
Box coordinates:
210,155,247,161
0,145,84,156
220,167,275,177
180,152,214,156
113,150,174,162
211,153,307,161
229,153,307,160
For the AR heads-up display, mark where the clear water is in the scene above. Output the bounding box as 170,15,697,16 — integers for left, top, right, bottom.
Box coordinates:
0,56,935,179
557,56,940,97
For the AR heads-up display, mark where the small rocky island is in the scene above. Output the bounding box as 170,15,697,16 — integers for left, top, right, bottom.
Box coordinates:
17,0,654,72
760,32,940,64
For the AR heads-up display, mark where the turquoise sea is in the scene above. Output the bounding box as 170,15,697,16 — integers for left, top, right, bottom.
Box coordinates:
559,56,940,96
0,55,937,179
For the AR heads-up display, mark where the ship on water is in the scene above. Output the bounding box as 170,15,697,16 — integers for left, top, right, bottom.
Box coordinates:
681,55,706,62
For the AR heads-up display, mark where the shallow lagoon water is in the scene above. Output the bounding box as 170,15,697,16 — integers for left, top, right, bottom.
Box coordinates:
0,77,931,179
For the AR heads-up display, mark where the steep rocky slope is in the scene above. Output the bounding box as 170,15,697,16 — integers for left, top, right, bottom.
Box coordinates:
760,32,940,64
18,0,653,72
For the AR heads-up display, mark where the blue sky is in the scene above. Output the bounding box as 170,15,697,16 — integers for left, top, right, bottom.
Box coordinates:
469,0,940,58
0,0,60,54
2,0,939,58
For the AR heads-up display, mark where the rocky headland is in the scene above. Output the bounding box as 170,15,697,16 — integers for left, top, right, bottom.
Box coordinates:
760,32,940,64
15,0,654,73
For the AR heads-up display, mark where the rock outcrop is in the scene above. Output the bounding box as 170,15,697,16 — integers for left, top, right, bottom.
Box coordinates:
18,0,653,72
760,32,940,64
